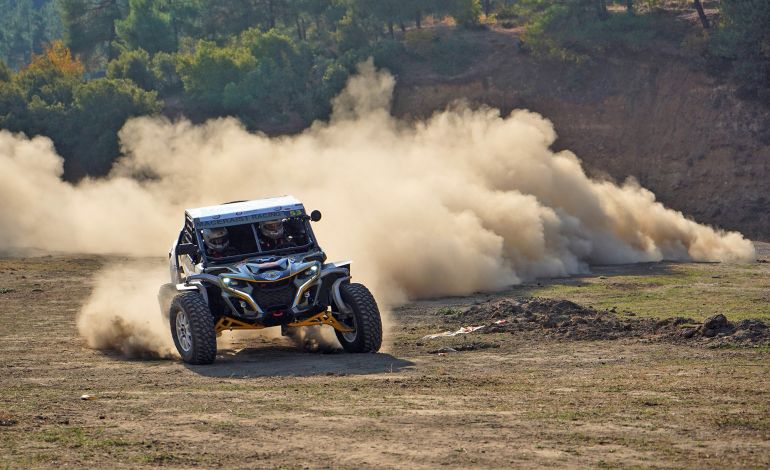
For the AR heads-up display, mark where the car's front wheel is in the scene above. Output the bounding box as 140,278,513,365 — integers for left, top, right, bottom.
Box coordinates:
334,283,382,353
169,291,217,364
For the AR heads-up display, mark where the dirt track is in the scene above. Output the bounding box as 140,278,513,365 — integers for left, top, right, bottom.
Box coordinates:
1,251,770,468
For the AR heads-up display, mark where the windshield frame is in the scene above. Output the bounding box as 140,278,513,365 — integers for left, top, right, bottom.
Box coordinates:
196,216,318,266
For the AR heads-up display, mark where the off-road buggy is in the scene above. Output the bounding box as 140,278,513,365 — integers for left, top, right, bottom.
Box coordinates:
158,196,382,364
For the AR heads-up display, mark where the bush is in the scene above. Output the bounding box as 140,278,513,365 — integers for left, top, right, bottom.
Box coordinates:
451,0,482,28
70,78,161,175
495,4,519,21
0,50,162,179
16,40,83,103
320,61,349,97
231,29,319,122
0,80,35,132
107,49,154,90
150,52,183,96
371,39,407,73
712,0,770,100
115,0,177,53
177,41,256,112
0,60,11,82
334,14,371,53
520,3,687,63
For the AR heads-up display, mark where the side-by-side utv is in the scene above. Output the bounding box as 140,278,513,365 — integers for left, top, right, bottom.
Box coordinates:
158,196,382,364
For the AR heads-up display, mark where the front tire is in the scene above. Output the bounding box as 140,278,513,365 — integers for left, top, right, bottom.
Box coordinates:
334,283,382,353
170,292,217,364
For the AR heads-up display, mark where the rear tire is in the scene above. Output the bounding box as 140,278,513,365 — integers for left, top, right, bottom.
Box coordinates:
170,291,217,365
334,283,382,353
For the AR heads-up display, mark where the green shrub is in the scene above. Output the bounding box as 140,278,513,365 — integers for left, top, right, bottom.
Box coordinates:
177,41,256,111
521,4,687,63
334,14,371,53
106,49,154,90
496,4,519,21
452,0,482,28
712,0,770,100
371,39,407,73
71,78,161,175
0,57,161,178
150,52,183,96
115,0,176,53
0,60,11,82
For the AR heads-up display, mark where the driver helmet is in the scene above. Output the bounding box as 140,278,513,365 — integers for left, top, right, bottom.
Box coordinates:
260,220,285,240
202,227,229,251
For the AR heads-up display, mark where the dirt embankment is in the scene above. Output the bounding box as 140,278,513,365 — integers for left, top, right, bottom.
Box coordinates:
442,297,770,347
392,28,770,240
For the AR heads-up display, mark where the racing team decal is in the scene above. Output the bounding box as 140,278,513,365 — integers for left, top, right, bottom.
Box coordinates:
195,208,305,228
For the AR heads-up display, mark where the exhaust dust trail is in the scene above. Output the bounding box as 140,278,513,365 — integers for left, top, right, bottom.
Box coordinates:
0,60,755,357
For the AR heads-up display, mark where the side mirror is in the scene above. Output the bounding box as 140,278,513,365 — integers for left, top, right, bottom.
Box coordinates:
177,243,198,256
310,210,322,222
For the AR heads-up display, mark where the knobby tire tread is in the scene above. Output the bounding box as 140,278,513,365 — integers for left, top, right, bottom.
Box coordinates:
172,292,217,364
340,283,382,353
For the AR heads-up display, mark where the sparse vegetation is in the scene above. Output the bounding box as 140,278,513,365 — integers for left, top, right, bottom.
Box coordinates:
507,262,770,322
13,252,769,466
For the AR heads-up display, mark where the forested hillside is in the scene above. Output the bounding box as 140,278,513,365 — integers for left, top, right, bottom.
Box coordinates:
0,0,768,181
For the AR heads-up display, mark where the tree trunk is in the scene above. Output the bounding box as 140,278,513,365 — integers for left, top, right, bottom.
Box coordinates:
388,20,394,39
295,15,303,40
415,10,421,29
693,0,710,28
399,22,406,33
626,0,634,16
483,0,491,17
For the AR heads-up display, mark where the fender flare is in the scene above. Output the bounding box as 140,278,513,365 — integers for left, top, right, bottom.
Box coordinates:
177,274,220,306
331,276,352,314
158,282,205,320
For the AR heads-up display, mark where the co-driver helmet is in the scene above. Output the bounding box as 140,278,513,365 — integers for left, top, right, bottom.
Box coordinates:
260,220,285,240
202,227,229,251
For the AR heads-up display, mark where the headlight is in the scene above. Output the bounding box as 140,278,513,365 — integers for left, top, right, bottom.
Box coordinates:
222,277,246,288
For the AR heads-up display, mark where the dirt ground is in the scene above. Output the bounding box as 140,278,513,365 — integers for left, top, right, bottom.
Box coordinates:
1,245,769,469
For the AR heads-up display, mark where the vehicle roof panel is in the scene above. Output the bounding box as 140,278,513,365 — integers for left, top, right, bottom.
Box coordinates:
186,196,305,228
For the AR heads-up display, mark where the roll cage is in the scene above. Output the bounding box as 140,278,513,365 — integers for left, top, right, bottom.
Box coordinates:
178,215,320,267
176,197,321,267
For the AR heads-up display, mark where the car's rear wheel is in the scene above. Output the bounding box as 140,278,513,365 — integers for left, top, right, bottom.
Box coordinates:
170,291,217,364
334,283,382,353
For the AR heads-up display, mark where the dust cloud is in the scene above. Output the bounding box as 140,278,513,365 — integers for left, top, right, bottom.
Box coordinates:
0,60,755,357
285,326,343,353
76,261,176,358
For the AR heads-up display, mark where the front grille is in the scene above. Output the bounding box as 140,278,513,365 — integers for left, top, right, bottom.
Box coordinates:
250,278,296,311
